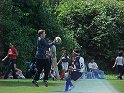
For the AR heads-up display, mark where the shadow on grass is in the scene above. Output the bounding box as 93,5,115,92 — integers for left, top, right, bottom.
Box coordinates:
0,79,64,87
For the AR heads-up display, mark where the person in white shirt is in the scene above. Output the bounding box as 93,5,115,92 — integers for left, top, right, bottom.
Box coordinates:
113,51,124,79
88,59,104,79
88,59,98,71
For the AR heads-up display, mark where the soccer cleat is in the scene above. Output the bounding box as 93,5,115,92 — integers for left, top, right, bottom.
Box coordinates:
69,86,74,91
64,91,68,93
43,80,48,87
32,80,39,87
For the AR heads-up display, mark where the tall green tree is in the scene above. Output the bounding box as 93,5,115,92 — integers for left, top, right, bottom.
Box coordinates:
56,0,124,71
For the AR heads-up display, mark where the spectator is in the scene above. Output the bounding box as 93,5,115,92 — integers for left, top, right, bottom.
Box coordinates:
48,39,60,80
14,64,25,79
58,47,70,80
88,59,104,79
113,51,124,79
2,43,18,79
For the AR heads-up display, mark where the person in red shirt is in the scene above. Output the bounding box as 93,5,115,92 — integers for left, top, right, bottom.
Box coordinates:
2,43,18,79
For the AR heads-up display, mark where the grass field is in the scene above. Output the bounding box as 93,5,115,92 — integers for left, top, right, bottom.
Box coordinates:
105,74,124,93
108,80,124,93
0,75,124,93
0,79,65,93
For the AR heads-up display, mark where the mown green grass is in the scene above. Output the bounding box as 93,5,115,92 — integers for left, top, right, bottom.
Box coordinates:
0,79,65,93
0,75,124,93
108,80,124,93
106,74,124,93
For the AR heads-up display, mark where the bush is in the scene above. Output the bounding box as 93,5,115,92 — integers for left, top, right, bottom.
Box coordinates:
0,0,78,70
56,0,124,71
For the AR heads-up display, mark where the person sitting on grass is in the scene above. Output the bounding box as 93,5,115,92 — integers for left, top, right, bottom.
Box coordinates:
14,64,25,79
88,59,104,79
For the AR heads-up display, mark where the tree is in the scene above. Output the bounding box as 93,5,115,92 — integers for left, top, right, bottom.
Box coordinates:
56,0,124,71
0,0,77,70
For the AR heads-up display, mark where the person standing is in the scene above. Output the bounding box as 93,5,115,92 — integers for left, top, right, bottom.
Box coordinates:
48,39,60,80
58,47,70,80
113,51,124,79
2,43,18,79
32,29,55,87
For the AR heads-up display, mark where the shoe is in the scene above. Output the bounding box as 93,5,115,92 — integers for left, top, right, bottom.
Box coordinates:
43,80,48,87
117,76,122,80
69,86,74,91
64,90,68,93
32,80,39,87
53,77,56,81
119,76,122,80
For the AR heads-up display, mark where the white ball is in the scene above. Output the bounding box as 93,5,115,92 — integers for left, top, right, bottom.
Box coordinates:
55,37,62,44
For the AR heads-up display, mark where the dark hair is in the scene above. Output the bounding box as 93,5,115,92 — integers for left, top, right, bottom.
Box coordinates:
118,51,123,57
61,47,67,50
73,48,80,54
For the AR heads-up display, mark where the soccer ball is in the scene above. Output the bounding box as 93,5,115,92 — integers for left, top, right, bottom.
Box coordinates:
55,37,62,44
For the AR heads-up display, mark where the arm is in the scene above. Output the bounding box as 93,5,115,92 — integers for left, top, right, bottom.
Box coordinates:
2,49,11,61
123,57,124,64
51,46,56,58
41,38,54,48
113,58,117,68
57,58,62,65
15,49,18,56
57,54,64,65
2,54,9,61
94,63,98,70
79,57,84,69
88,63,92,71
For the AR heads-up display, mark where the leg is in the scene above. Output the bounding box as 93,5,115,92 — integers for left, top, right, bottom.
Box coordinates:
93,70,99,79
65,79,70,91
4,61,13,79
11,60,17,79
33,59,43,81
44,59,51,81
60,62,65,80
32,59,44,87
52,58,60,79
98,70,104,79
43,59,51,87
118,65,123,79
65,78,73,91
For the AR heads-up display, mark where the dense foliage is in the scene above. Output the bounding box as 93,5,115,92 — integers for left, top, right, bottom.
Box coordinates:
56,0,124,71
0,0,76,70
0,0,124,72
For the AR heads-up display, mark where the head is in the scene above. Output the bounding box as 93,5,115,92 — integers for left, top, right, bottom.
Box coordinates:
91,59,95,63
118,51,123,57
46,50,50,56
38,29,46,38
61,47,67,54
9,43,14,48
73,48,80,56
48,38,52,43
